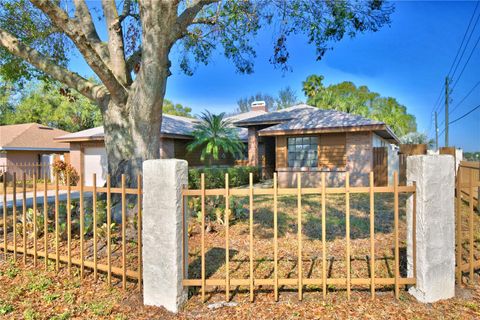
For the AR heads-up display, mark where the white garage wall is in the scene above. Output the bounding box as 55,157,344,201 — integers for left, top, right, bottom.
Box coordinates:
83,147,108,187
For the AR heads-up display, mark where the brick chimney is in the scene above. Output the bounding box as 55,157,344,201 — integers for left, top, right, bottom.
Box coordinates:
251,100,268,112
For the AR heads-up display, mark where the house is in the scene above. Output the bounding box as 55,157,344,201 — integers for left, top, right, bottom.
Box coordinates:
56,103,400,187
233,104,399,187
55,103,268,186
0,123,70,178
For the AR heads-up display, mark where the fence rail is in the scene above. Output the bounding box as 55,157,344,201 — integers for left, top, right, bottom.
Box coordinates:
182,171,416,302
0,171,142,290
456,161,480,285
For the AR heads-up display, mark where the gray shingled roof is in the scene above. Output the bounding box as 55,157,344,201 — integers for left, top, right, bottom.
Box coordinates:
57,104,392,143
259,108,384,133
57,114,250,141
233,104,316,126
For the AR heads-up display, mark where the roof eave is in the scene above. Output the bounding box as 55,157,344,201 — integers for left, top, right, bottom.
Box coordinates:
0,147,70,152
233,120,288,128
258,124,390,137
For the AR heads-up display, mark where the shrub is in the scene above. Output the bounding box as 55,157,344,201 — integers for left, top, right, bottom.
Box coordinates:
188,166,260,189
52,160,79,186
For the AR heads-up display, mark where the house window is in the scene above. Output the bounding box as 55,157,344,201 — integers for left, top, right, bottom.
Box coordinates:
287,137,318,168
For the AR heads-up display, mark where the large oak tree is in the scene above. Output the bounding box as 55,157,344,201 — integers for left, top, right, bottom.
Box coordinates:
0,0,393,185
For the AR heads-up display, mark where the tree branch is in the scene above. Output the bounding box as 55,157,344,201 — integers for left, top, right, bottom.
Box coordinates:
73,0,110,65
102,0,129,85
30,0,127,104
118,0,139,22
175,0,220,39
0,28,108,103
126,48,142,74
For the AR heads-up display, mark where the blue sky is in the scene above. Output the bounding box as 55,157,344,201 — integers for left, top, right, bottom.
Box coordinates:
71,1,480,151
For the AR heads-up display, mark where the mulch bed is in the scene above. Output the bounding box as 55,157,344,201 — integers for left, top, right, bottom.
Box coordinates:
0,257,479,319
0,186,479,319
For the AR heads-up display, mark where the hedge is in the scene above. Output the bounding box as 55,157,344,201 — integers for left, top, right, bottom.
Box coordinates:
188,166,260,189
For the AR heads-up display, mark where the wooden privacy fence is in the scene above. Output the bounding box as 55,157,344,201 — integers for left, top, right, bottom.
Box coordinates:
0,171,142,291
181,171,417,302
456,161,480,285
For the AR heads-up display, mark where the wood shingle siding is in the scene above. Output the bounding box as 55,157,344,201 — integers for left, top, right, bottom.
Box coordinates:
318,133,347,169
276,133,347,169
275,136,287,169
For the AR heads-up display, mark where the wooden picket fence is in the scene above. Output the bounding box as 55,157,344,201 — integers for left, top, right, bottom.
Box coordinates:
456,161,480,284
0,171,142,291
182,171,417,302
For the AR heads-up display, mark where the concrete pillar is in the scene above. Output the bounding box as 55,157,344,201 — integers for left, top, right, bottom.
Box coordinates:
407,155,455,303
142,159,188,313
248,127,259,166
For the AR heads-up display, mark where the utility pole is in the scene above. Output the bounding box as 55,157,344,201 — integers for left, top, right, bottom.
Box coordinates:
435,111,439,150
445,76,449,147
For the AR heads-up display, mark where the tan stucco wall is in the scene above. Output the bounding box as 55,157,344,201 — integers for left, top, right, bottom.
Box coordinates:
68,141,105,179
2,150,67,177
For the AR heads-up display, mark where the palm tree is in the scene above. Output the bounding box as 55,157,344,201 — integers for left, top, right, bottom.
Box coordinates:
187,111,244,166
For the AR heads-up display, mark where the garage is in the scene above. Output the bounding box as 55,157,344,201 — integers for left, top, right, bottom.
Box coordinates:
83,146,108,187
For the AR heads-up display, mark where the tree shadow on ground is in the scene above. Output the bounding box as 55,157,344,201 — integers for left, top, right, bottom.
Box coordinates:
188,247,238,279
246,193,409,241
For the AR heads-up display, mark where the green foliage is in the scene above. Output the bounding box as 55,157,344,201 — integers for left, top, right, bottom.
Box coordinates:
302,74,417,136
63,292,75,305
49,312,71,320
1,0,393,82
187,111,245,164
0,81,102,132
52,160,79,186
400,132,434,147
27,273,52,292
187,166,258,225
188,166,260,189
163,99,193,117
179,1,393,74
3,259,19,278
24,309,40,320
464,152,480,161
0,0,70,84
87,301,113,317
0,301,13,315
43,292,61,303
0,80,15,125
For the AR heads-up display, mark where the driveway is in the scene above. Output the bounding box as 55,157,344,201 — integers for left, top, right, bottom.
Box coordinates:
0,190,90,210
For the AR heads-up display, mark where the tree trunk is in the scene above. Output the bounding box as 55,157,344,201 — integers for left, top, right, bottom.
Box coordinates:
101,0,177,188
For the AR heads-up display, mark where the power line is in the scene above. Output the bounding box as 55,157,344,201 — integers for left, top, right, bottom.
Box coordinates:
449,80,480,115
450,4,480,81
448,1,480,79
451,32,480,92
438,102,480,137
429,1,480,134
449,102,480,126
